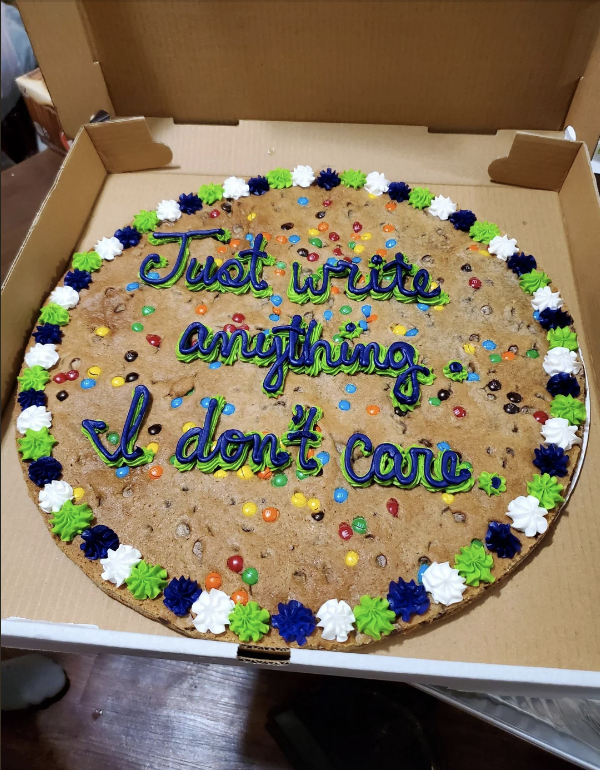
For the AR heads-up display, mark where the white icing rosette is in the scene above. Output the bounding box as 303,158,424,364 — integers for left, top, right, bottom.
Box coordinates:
541,417,581,451
542,347,581,376
531,286,563,313
428,195,457,221
506,495,548,537
487,234,518,260
39,480,73,513
421,562,466,606
100,544,142,587
16,405,52,434
190,589,235,634
156,199,182,222
94,236,123,261
364,171,390,196
48,286,79,310
316,599,355,642
24,343,59,369
223,176,250,200
291,165,315,188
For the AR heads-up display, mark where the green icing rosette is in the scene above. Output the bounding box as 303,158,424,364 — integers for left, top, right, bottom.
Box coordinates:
527,473,564,509
469,221,500,245
519,269,551,294
126,560,168,600
266,168,293,189
133,209,159,233
408,187,434,210
228,601,270,642
39,303,70,326
547,327,578,351
454,539,494,586
197,183,224,205
216,228,232,244
353,595,395,640
50,500,94,542
18,427,57,460
550,394,586,426
478,471,506,496
340,169,367,189
18,365,50,392
442,360,468,382
72,251,102,272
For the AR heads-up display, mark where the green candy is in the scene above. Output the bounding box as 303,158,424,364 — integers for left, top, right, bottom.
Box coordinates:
142,306,155,316
242,566,259,586
547,327,578,351
72,250,102,272
18,365,50,392
276,261,287,269
107,432,120,445
39,303,69,326
526,349,540,359
18,427,57,460
197,183,224,205
271,473,288,488
50,500,94,542
131,322,144,332
332,334,343,344
527,473,564,510
519,269,551,294
133,209,159,233
550,394,586,426
478,471,506,496
126,560,168,600
408,187,434,210
428,397,441,406
308,237,323,248
340,305,352,315
348,241,356,249
489,353,502,363
340,169,366,189
352,516,367,534
469,221,501,245
353,596,395,640
296,469,309,480
454,539,494,586
228,601,270,642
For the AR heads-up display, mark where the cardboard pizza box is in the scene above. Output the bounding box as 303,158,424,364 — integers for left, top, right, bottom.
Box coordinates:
2,1,600,695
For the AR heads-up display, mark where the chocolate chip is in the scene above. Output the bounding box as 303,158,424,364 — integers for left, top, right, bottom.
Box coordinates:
315,211,326,219
297,248,309,258
125,372,139,382
504,403,520,414
376,554,387,568
461,263,472,272
508,345,519,354
487,379,502,391
453,512,466,523
281,222,294,230
481,305,493,315
486,393,497,400
421,255,434,265
221,202,232,213
56,390,68,401
124,350,138,362
507,391,522,403
311,512,324,521
148,424,162,435
420,438,433,448
469,333,480,342
437,389,451,401
418,556,431,565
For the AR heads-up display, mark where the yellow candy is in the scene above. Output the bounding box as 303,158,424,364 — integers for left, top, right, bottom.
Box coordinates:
345,550,359,567
478,249,490,256
430,282,438,289
95,326,110,337
247,212,257,221
354,244,365,254
214,257,224,267
111,376,125,387
73,487,85,500
182,422,196,432
441,493,455,505
463,343,476,354
308,228,319,236
87,366,102,377
237,465,254,480
392,324,407,335
306,497,321,513
433,305,444,312
291,492,307,507
242,501,257,517
214,469,228,479
147,442,159,454
360,232,372,240
368,193,377,199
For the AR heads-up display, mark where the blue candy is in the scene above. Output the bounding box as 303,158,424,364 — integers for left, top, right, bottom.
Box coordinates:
209,362,221,370
358,320,368,330
171,397,183,408
327,258,338,266
416,303,429,312
323,310,333,321
200,397,211,408
223,403,236,415
316,451,330,466
361,305,372,317
115,466,130,478
482,340,497,350
533,310,541,320
333,487,349,503
245,233,254,242
345,384,357,394
297,197,309,206
385,239,397,248
271,294,283,306
352,257,361,264
81,378,96,389
338,400,351,411
437,441,451,451
405,328,419,337
269,314,280,322
417,564,429,585
126,282,140,291
467,372,480,381
148,271,160,279
289,234,301,244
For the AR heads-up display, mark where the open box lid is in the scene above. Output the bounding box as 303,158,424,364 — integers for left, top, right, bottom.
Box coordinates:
17,1,600,149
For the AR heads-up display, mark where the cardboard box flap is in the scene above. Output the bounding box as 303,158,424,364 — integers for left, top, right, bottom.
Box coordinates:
19,1,600,141
85,118,173,173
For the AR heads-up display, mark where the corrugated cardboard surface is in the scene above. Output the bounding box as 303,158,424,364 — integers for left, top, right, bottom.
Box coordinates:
2,121,599,671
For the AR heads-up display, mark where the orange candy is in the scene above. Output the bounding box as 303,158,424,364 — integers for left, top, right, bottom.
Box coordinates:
263,233,271,241
315,425,322,433
274,268,286,277
331,286,341,295
501,351,516,361
376,248,388,257
205,572,222,590
231,589,249,605
230,239,241,248
366,314,379,323
262,506,280,523
276,235,288,244
257,468,273,480
271,307,281,316
217,245,227,254
307,448,316,458
366,404,381,416
382,224,394,233
468,244,479,251
195,304,208,315
385,201,397,212
317,222,329,232
148,465,163,479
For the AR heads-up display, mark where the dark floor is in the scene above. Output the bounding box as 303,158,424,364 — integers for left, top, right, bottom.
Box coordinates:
1,651,573,770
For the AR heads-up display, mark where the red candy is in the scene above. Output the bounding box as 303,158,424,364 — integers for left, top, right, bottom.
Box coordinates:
332,247,343,256
468,277,482,289
533,410,549,424
322,199,332,207
338,523,353,541
386,498,399,517
146,334,161,347
66,370,79,381
227,555,244,573
329,232,340,242
232,313,245,323
209,209,220,218
352,222,363,233
224,323,237,333
307,252,319,262
53,373,67,384
343,256,353,263
453,406,467,418
239,323,250,331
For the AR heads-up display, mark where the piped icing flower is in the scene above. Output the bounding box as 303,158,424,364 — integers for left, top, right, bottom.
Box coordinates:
448,209,476,231
191,589,235,634
316,168,341,190
428,195,457,221
338,321,362,340
48,286,79,310
316,599,355,642
80,525,119,560
18,389,46,410
369,254,384,267
364,171,390,196
547,327,578,351
16,405,52,434
94,236,123,261
542,347,581,376
531,286,563,313
340,169,367,189
469,220,500,245
266,168,293,189
546,373,581,398
538,307,573,330
506,251,536,276
443,360,467,382
478,471,506,496
291,165,315,188
541,417,581,451
506,495,548,537
24,343,59,369
353,595,396,640
454,539,494,586
177,193,203,214
421,562,466,606
197,183,224,205
550,394,586,425
488,234,518,260
100,544,142,587
163,576,202,616
17,427,57,460
222,176,250,200
248,175,270,195
114,225,141,248
533,444,569,477
126,560,168,600
519,269,551,294
18,365,50,392
228,601,270,642
485,521,521,559
387,578,430,622
28,456,62,487
271,600,317,646
50,500,93,542
387,181,411,202
408,187,434,210
32,324,62,345
133,209,159,233
156,199,182,222
72,250,102,272
39,479,73,513
39,303,69,326
527,473,564,510
64,269,92,292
